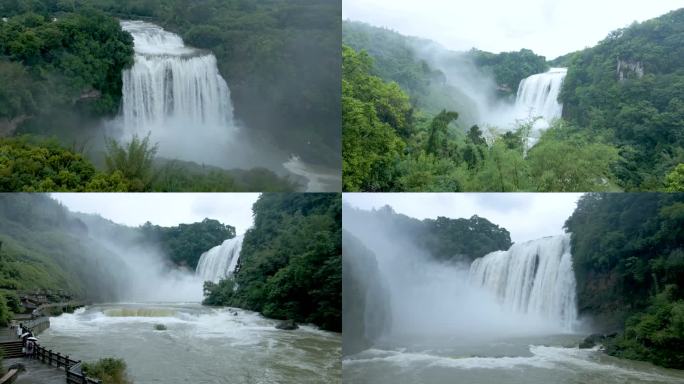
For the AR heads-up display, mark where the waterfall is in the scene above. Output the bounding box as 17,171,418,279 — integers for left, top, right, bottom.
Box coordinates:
514,68,567,126
118,21,235,164
196,235,244,283
468,234,577,331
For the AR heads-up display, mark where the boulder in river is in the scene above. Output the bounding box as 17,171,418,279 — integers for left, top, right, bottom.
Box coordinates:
579,333,611,349
275,320,298,330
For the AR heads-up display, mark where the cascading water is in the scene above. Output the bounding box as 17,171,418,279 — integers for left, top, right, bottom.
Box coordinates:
514,68,567,127
196,235,244,282
468,234,577,331
118,21,235,164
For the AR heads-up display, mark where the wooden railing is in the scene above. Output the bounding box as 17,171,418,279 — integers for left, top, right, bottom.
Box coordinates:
32,344,101,384
20,317,101,384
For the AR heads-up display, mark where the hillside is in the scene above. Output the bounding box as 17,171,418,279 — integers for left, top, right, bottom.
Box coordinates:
565,193,684,368
560,8,684,191
0,194,238,323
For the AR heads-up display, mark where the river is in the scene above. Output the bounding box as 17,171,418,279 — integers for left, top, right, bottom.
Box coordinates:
38,303,341,383
343,334,684,384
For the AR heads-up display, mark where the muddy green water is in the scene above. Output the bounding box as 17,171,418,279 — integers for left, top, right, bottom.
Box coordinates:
343,334,684,384
38,303,341,383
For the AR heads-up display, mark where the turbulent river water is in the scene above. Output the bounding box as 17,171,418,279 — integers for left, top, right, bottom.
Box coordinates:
343,334,684,384
39,303,341,383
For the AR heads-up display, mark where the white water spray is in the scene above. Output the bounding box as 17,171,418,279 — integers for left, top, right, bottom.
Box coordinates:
469,234,578,331
118,21,235,165
514,68,567,129
196,235,244,282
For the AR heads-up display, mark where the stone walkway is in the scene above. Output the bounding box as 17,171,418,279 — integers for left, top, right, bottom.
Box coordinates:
4,358,65,384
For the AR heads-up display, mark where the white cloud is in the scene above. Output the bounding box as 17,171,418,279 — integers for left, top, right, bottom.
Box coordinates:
343,193,582,243
51,193,260,235
343,0,684,58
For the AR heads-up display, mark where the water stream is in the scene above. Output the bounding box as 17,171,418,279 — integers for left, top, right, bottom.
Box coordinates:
39,303,341,383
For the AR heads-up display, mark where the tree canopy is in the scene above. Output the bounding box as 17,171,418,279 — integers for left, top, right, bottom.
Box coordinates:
565,193,684,368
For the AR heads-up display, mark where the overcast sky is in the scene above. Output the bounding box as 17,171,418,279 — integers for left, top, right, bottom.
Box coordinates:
52,193,260,235
343,0,684,58
343,193,582,243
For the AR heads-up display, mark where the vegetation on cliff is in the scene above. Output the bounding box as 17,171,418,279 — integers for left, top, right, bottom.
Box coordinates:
203,193,341,332
0,7,134,119
565,193,684,368
560,9,684,191
141,219,235,269
343,204,511,263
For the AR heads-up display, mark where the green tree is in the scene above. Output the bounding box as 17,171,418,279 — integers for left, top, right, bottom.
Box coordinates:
204,194,341,332
665,164,684,192
105,135,158,192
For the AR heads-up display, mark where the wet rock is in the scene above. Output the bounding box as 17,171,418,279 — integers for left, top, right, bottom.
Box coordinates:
579,333,606,349
275,320,298,330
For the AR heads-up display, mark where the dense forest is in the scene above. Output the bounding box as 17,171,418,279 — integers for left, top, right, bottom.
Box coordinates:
1,0,337,192
565,193,684,368
342,9,684,192
343,204,511,263
560,9,684,191
203,193,341,332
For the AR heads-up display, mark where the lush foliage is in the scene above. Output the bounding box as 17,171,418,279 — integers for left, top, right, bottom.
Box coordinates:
470,48,548,96
82,358,131,384
0,136,297,192
0,137,130,191
342,43,620,192
141,219,235,269
0,293,12,326
204,194,341,332
565,193,684,368
0,7,134,118
560,9,684,191
105,135,158,192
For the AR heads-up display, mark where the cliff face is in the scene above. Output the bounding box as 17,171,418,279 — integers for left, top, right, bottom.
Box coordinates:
342,231,391,355
565,193,684,368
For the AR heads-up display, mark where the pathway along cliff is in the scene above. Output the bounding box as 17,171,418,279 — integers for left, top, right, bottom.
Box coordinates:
38,303,340,383
343,234,684,384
